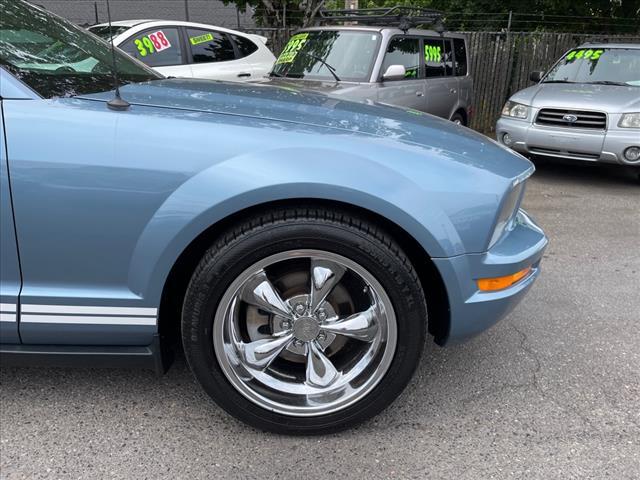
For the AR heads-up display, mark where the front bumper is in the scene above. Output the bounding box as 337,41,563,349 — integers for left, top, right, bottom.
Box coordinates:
433,209,548,345
496,116,640,166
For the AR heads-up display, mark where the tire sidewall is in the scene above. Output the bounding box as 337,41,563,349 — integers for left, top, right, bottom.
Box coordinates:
182,218,426,434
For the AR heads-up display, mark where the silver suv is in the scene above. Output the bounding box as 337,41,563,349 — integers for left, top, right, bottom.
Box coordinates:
497,43,640,167
263,26,473,125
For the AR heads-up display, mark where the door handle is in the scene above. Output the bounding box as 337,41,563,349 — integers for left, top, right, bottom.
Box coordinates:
416,91,424,97
237,72,251,78
450,88,457,94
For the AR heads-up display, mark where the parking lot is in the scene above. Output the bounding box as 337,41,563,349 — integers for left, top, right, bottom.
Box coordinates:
1,160,638,479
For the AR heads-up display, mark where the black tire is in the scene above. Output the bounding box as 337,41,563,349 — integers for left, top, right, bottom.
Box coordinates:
450,112,466,126
181,206,427,434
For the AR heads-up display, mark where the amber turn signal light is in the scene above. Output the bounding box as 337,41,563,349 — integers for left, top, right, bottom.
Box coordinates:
477,266,532,292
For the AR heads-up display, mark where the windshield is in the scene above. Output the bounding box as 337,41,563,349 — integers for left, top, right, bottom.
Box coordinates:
271,30,380,82
0,0,160,98
544,48,640,87
88,24,131,41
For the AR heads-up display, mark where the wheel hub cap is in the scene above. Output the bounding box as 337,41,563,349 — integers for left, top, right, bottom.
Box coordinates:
213,250,397,417
292,316,320,342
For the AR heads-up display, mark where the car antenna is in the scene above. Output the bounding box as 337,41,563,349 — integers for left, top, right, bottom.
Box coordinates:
104,0,130,111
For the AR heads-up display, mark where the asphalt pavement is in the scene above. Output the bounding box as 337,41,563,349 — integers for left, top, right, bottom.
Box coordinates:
1,160,639,480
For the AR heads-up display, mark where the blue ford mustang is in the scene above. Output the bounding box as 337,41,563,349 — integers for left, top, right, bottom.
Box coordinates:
0,0,547,433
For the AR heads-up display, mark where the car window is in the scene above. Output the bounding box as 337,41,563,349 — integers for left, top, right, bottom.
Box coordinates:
88,25,130,41
0,0,159,98
381,37,420,80
187,29,235,63
453,38,467,76
443,39,454,76
231,34,258,58
544,48,640,86
120,28,183,67
271,30,380,82
424,38,445,78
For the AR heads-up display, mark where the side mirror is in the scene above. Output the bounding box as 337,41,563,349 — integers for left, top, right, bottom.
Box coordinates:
382,65,406,82
529,71,544,83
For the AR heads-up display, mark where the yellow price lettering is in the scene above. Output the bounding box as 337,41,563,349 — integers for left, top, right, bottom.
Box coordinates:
134,38,147,57
276,33,309,64
566,49,604,62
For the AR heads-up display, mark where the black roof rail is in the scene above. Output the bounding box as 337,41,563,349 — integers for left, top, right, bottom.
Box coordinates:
316,6,445,33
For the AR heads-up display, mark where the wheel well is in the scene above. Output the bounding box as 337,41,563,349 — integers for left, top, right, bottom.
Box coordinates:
158,199,451,360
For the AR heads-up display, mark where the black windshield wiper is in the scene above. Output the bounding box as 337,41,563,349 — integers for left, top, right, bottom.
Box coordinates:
270,52,341,81
542,79,576,84
298,52,341,82
584,80,629,86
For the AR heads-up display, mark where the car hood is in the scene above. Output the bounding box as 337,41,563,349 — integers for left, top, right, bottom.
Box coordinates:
81,78,531,179
510,83,640,112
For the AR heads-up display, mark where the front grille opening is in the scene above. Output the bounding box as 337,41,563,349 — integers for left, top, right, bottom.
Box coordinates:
536,109,607,130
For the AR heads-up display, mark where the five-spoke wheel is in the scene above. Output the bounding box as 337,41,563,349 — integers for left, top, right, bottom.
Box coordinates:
182,207,427,434
214,250,396,416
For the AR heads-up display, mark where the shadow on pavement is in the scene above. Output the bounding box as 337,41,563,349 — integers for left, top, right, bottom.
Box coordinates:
530,157,640,188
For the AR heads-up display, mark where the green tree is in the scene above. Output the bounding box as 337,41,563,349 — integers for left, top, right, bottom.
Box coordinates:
223,0,328,27
226,0,640,32
326,0,640,32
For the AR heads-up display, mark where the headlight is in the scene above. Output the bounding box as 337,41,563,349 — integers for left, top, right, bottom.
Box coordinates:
488,169,532,248
618,113,640,128
501,101,529,119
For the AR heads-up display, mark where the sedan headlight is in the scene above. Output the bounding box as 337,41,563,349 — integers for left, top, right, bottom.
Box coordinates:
501,101,529,119
618,113,640,128
488,170,532,248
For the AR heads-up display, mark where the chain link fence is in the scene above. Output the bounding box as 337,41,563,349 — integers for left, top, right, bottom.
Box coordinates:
36,0,255,28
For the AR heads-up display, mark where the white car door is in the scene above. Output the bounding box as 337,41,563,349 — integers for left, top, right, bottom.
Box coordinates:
228,33,276,80
185,28,253,82
118,27,193,78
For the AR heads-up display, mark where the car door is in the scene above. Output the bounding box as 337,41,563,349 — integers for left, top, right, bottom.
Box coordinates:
424,37,458,119
377,36,427,112
2,96,164,346
0,100,21,344
229,33,272,78
118,26,191,78
185,28,253,81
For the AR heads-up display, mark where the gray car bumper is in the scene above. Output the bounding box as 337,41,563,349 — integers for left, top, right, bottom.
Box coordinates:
496,117,640,166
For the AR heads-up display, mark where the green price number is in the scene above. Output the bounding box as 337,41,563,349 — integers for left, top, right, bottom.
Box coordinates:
566,49,603,62
425,44,442,63
404,67,418,78
276,33,309,65
134,37,155,57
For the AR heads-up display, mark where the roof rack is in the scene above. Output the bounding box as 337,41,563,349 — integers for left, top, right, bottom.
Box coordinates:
316,6,445,33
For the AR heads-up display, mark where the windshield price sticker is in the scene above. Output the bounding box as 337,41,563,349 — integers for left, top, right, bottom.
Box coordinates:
276,33,309,64
425,44,442,63
190,33,213,46
134,30,171,57
566,49,604,61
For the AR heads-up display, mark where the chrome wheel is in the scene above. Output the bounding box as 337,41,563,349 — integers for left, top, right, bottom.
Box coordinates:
213,249,397,416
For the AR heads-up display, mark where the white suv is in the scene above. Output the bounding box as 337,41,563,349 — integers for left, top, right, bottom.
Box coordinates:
89,20,276,82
